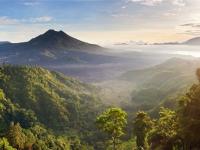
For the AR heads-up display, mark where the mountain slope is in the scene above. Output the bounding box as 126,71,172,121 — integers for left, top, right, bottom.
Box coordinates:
0,89,73,150
121,58,199,110
0,30,110,65
184,37,200,45
0,29,103,51
0,64,103,132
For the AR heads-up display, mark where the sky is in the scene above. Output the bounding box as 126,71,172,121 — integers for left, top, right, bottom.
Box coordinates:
0,0,200,44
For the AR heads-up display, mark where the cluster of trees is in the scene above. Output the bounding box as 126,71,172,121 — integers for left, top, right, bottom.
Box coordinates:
0,88,72,150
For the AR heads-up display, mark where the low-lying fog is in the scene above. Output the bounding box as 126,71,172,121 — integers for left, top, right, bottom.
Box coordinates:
49,44,200,105
109,44,200,57
51,44,197,83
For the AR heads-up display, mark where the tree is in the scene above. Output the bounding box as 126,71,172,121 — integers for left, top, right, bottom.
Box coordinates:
196,68,200,82
133,111,152,150
176,68,200,149
0,137,16,150
23,129,36,150
96,108,127,150
148,107,179,150
6,122,26,150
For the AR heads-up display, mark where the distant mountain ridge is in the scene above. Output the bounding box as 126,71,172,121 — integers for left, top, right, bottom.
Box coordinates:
0,41,10,45
152,37,200,45
0,29,103,51
183,37,200,45
0,29,117,66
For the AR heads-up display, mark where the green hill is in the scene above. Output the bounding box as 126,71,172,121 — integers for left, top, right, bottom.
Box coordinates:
121,58,200,111
0,64,104,149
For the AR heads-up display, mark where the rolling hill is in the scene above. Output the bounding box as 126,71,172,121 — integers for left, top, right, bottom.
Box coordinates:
0,64,103,135
120,58,200,112
0,64,109,149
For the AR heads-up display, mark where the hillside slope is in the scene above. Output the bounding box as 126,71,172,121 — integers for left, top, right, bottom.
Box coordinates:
184,37,200,45
121,58,200,111
0,65,103,133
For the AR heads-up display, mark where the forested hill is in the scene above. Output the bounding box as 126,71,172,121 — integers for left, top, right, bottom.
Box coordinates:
0,65,104,149
120,58,199,113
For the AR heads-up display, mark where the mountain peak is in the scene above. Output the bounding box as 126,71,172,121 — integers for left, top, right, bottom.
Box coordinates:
26,29,96,50
43,29,67,37
29,29,70,43
1,29,103,52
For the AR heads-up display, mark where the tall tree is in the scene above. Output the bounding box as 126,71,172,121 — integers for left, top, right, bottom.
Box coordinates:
6,122,26,150
96,108,127,150
133,111,152,150
177,68,200,149
148,107,179,150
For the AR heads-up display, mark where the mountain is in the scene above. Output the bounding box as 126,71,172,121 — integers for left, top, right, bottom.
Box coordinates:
151,37,200,45
183,37,200,45
1,29,103,51
0,29,154,82
0,29,112,65
153,42,180,45
0,41,10,45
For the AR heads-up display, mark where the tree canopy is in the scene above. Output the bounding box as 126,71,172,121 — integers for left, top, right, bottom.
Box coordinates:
96,107,127,150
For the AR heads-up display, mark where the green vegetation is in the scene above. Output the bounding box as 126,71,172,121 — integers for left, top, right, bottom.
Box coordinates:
1,63,200,149
133,111,152,150
130,68,200,150
0,64,103,149
96,108,127,150
121,58,199,114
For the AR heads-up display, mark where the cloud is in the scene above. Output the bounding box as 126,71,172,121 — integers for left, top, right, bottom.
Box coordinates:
127,0,186,6
172,0,185,6
179,30,200,35
121,6,127,9
163,12,177,17
0,16,19,25
128,0,163,6
23,1,39,6
29,16,53,23
179,22,200,36
180,23,200,28
0,16,53,26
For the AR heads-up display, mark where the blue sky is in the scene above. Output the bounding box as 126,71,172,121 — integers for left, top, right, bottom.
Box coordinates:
0,0,200,44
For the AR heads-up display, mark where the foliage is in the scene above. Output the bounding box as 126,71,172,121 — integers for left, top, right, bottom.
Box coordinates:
96,108,127,150
6,122,26,150
117,138,137,150
2,64,200,150
0,137,16,150
148,107,179,150
178,82,200,149
0,65,103,149
133,111,152,150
